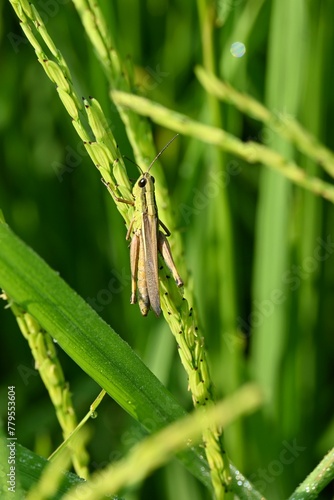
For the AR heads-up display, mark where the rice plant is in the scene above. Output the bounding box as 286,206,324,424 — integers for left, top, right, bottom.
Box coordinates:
0,1,333,499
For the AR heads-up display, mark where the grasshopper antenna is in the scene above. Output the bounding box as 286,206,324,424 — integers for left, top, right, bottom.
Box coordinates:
147,134,179,172
122,155,144,175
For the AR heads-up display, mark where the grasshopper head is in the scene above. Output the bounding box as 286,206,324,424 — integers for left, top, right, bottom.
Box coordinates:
138,172,155,188
133,171,155,198
132,172,155,198
132,134,178,198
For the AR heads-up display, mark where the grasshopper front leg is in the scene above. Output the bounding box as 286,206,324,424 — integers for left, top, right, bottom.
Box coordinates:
101,178,134,205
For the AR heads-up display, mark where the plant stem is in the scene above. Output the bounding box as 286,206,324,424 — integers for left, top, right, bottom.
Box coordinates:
1,293,90,479
288,447,334,500
112,90,334,204
196,66,334,179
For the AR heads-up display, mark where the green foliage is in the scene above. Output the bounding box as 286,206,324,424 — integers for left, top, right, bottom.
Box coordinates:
1,0,334,499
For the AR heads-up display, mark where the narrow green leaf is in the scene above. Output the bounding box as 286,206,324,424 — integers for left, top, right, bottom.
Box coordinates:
0,221,211,490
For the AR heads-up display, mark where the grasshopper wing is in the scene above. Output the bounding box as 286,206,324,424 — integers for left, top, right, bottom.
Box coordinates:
143,214,161,316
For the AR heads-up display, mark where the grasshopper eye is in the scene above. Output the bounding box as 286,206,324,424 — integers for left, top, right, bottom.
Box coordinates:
151,176,155,183
138,178,147,188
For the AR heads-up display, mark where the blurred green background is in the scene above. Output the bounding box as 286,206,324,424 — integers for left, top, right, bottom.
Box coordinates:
0,1,334,498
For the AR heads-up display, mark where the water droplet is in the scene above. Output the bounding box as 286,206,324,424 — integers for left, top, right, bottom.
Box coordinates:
230,41,246,58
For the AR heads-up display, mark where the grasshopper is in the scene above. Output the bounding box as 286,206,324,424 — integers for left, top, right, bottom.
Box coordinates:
104,135,183,316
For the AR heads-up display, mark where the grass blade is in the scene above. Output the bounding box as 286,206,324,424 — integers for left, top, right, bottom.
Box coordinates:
0,220,211,489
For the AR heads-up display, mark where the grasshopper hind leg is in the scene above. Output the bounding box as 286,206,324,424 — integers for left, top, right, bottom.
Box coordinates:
130,233,140,306
158,231,183,287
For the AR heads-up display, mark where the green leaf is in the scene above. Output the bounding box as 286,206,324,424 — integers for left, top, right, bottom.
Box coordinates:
0,220,211,491
16,443,85,499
